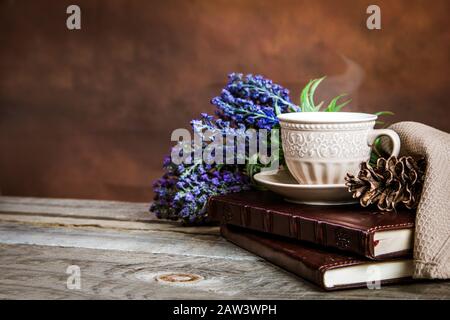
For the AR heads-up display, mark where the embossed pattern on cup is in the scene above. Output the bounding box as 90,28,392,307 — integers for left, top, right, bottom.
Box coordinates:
278,112,400,185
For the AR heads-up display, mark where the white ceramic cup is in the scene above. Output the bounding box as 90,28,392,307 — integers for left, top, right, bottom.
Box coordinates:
278,112,400,185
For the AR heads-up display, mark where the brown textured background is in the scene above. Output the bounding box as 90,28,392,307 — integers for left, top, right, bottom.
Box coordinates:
0,0,449,202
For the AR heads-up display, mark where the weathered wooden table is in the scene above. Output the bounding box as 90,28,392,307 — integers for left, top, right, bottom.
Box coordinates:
0,196,448,300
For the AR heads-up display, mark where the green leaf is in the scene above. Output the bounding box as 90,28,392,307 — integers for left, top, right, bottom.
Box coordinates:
314,101,324,112
374,111,394,116
300,80,314,112
324,99,336,112
334,98,351,112
298,76,355,113
274,98,281,115
325,94,350,112
308,77,326,111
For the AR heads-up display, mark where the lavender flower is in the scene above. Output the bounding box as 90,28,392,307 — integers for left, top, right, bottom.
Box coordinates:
151,73,298,225
151,114,252,224
211,73,299,130
151,161,250,224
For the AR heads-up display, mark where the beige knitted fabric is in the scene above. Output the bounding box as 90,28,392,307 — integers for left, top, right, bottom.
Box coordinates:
385,122,450,279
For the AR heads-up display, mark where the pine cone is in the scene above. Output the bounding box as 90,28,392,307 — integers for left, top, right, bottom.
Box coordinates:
345,156,426,211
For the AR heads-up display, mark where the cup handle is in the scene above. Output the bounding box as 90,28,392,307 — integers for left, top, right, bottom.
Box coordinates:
367,129,401,157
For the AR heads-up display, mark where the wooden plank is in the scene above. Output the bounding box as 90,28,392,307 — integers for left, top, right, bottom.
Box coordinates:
0,195,220,235
0,243,301,300
1,242,449,300
0,213,220,236
0,222,240,260
0,196,154,222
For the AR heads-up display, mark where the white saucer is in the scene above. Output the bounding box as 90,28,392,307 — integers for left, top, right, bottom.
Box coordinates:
253,169,358,206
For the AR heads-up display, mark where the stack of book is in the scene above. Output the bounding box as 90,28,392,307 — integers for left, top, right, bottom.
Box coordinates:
208,191,415,291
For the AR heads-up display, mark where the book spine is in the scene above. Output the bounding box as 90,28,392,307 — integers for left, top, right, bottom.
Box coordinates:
209,197,373,259
220,225,327,290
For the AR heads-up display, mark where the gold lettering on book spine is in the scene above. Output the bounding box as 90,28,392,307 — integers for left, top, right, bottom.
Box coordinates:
335,229,352,249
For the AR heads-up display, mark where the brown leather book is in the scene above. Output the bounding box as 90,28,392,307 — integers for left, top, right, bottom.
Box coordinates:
208,191,415,260
222,224,413,291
